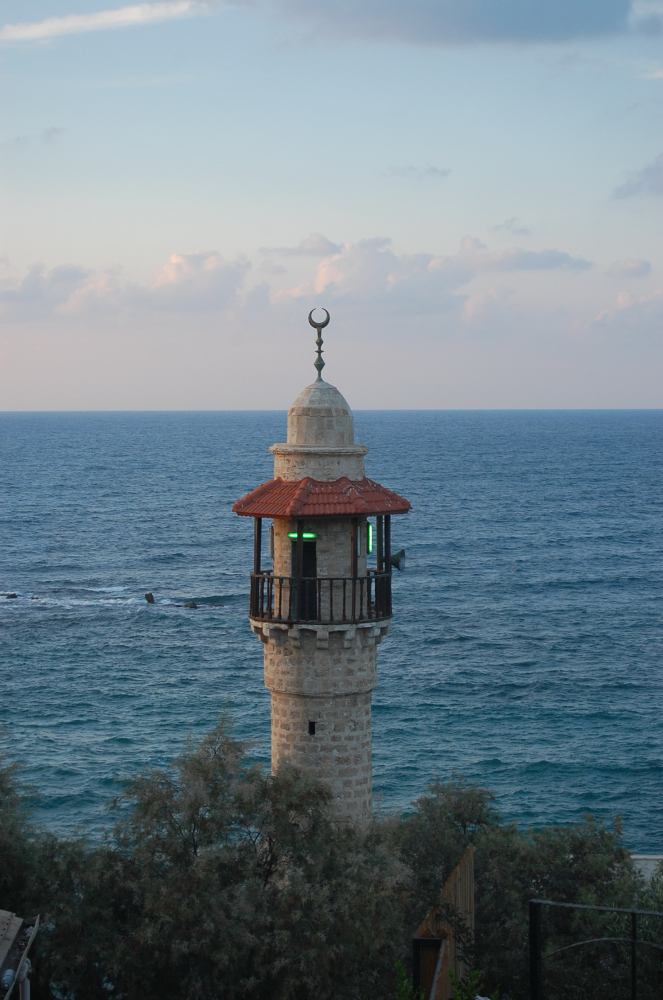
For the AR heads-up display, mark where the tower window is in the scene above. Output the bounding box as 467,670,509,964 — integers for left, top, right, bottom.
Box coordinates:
308,720,316,736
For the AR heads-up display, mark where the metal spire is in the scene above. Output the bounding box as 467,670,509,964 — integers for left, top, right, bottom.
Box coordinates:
308,308,330,381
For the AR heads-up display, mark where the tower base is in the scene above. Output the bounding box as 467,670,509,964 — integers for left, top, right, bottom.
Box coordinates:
251,619,390,824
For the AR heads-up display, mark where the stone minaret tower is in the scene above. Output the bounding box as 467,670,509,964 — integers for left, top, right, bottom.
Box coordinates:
233,311,410,823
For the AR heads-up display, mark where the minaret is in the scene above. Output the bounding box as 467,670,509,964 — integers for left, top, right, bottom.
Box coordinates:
233,310,410,823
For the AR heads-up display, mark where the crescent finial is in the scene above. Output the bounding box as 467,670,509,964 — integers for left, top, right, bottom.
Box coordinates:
308,308,330,330
308,308,330,381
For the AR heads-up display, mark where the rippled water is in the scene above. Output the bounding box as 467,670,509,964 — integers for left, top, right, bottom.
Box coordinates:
1,410,662,849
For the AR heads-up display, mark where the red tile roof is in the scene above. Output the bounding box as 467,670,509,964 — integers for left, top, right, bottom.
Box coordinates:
233,476,411,518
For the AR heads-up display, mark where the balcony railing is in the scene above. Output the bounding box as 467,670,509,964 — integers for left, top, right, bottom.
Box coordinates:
249,571,392,625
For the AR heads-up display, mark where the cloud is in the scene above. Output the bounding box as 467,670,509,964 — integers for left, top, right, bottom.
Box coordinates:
260,259,288,275
10,127,66,148
0,2,209,42
271,0,631,45
0,251,250,317
492,216,531,237
0,0,637,49
455,235,591,271
613,152,663,198
592,288,663,330
278,235,591,314
1,237,592,324
145,251,250,309
606,258,652,278
262,233,342,256
631,0,663,32
462,286,514,324
279,238,468,314
387,165,450,179
0,264,93,308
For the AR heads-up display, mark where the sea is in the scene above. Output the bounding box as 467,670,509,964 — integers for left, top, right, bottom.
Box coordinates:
1,410,662,850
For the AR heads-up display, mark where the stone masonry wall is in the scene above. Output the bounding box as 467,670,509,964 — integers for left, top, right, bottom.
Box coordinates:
252,621,389,823
270,445,367,482
270,689,373,821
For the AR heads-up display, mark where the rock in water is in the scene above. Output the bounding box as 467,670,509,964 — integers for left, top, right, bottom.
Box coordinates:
145,593,155,604
184,601,198,609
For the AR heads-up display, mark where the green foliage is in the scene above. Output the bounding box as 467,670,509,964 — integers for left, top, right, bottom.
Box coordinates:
472,816,652,998
18,720,410,1000
449,968,498,1000
0,751,35,912
1,721,662,1000
387,774,497,926
394,960,423,1000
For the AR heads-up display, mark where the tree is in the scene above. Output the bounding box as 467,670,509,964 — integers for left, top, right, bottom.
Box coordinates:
2,723,660,1000
29,720,410,1000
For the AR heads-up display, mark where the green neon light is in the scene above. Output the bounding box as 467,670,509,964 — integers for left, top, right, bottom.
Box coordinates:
367,523,374,554
287,532,317,539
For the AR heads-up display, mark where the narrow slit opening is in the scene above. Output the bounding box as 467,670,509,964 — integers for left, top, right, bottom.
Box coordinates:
308,720,316,736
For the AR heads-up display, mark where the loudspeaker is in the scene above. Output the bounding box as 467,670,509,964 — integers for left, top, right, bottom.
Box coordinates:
390,548,406,571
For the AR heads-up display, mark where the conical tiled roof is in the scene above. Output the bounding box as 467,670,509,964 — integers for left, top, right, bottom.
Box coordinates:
232,476,411,518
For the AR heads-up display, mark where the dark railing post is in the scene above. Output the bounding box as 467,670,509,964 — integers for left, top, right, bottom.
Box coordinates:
529,901,542,1000
351,518,358,619
631,911,637,1000
351,518,358,577
377,515,384,573
293,519,304,620
254,518,262,574
384,515,391,575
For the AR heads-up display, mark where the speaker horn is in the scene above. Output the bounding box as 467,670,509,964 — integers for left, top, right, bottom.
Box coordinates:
390,548,406,572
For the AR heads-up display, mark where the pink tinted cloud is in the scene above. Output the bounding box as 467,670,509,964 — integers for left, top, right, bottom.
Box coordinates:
592,288,663,330
278,235,592,315
0,251,250,318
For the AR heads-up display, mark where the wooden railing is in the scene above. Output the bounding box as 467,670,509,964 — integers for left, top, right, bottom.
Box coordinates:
249,571,392,624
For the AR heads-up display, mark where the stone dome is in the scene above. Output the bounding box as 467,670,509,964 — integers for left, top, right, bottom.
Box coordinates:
286,380,355,447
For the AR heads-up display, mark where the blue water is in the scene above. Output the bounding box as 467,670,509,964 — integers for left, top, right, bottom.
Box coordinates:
1,411,662,850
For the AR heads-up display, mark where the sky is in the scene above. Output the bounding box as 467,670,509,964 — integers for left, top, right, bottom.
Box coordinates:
1,0,663,409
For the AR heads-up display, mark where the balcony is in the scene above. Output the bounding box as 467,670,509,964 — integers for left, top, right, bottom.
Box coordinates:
249,571,392,625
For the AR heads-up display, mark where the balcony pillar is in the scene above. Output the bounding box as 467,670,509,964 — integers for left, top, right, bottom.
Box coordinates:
253,517,262,574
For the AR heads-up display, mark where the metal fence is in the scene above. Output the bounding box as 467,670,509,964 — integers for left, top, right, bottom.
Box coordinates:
529,899,663,1000
249,571,392,624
